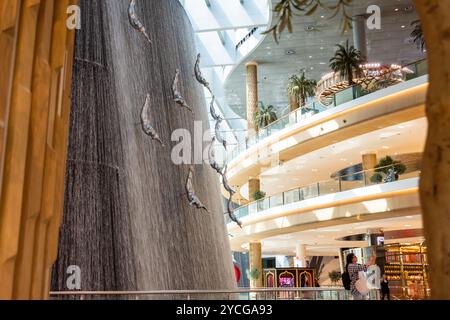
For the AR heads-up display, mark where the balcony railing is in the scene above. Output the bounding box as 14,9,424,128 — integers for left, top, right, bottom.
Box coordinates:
49,287,381,300
229,59,428,160
227,161,421,223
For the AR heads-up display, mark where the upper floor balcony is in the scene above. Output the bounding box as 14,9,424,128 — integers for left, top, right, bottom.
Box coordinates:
228,59,428,161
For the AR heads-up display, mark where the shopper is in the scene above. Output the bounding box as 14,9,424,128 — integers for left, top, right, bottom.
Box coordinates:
346,253,373,300
380,274,390,300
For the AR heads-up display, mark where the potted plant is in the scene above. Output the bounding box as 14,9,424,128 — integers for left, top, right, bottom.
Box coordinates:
251,190,266,201
246,268,261,297
287,72,317,111
370,156,407,183
329,39,363,86
411,20,425,52
329,270,342,287
254,102,278,129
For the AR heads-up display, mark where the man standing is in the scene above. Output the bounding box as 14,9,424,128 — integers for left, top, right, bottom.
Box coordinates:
380,274,391,300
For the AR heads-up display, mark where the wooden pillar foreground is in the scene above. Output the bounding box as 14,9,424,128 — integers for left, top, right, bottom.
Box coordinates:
0,0,76,299
249,241,262,288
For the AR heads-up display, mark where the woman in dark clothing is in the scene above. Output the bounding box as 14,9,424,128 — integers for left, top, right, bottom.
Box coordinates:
380,274,390,300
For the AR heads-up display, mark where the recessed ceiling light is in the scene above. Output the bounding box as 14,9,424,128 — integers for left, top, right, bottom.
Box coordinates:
382,146,390,149
319,62,326,65
401,25,405,29
285,49,296,55
395,8,399,11
266,46,271,49
404,224,412,227
321,15,325,18
309,55,313,59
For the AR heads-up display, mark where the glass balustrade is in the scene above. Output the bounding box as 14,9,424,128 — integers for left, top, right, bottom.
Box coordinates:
227,161,421,223
228,59,428,161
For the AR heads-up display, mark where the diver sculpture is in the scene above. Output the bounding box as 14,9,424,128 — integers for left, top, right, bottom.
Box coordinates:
226,194,242,228
221,164,236,196
215,118,227,150
128,0,152,44
194,54,211,93
172,69,193,112
185,166,209,212
141,94,165,146
208,137,224,175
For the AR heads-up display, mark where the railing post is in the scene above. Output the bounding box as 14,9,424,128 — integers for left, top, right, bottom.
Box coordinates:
317,182,320,196
338,177,342,192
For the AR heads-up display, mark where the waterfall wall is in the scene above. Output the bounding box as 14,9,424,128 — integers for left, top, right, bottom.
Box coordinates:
51,0,236,294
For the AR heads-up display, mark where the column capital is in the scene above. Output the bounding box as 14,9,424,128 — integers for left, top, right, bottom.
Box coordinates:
246,60,258,67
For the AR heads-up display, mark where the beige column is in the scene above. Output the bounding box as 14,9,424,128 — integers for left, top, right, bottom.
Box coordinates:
295,243,307,267
246,61,259,136
248,178,260,201
289,94,299,112
362,153,377,185
362,153,377,170
249,241,262,288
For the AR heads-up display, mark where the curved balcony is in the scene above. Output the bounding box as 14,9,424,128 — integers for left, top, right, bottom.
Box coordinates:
227,161,421,227
229,59,428,161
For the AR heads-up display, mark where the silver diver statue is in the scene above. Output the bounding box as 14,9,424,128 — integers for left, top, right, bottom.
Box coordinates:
194,54,211,93
208,137,224,175
141,94,165,146
226,194,242,228
128,0,152,44
185,166,209,213
172,69,193,112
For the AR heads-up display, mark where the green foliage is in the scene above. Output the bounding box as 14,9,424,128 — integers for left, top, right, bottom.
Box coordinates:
246,268,261,281
328,270,342,285
411,20,425,52
329,40,363,85
254,102,278,128
370,156,407,183
287,73,317,108
252,190,266,201
262,0,353,43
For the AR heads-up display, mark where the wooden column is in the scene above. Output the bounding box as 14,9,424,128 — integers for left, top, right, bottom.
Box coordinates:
248,178,260,201
246,61,259,136
289,94,299,112
249,241,262,288
0,0,76,299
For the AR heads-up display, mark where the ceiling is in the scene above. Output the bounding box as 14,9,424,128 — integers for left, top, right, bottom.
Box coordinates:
239,117,427,200
224,0,426,119
258,214,423,256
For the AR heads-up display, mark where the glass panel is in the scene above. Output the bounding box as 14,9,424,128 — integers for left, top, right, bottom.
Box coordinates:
318,179,340,195
284,189,300,204
269,194,283,207
257,198,270,212
300,184,319,200
248,202,258,215
334,86,355,105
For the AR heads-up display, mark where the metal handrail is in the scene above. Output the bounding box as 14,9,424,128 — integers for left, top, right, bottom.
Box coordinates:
49,287,347,296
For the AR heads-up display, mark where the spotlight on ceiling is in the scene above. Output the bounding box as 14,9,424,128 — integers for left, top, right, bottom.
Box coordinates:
285,49,296,55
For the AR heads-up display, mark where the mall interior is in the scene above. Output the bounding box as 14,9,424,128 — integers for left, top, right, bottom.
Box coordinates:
0,0,448,300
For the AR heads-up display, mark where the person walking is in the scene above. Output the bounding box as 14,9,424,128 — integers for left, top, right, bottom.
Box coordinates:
380,274,391,300
346,253,373,300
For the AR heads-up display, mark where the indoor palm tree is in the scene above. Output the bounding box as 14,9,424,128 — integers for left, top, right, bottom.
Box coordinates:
329,40,363,85
287,72,317,110
254,102,278,128
411,20,425,52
